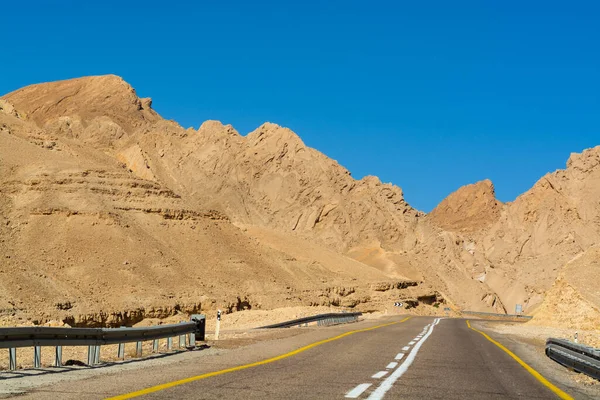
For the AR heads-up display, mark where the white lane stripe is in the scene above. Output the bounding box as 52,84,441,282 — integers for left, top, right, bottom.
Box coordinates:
408,341,415,345
395,353,405,360
372,371,388,379
402,346,410,351
346,383,372,398
386,362,398,369
367,318,441,400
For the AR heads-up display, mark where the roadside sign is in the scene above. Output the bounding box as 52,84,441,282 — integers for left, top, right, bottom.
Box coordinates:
394,302,403,307
515,304,523,314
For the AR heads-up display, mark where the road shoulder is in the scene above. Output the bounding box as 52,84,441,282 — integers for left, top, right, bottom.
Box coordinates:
473,320,600,400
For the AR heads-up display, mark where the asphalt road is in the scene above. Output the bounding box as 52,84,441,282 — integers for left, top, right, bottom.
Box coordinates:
8,316,582,399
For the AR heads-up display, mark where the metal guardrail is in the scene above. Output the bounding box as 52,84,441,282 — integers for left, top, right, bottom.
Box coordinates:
258,312,362,329
0,315,206,371
462,311,533,320
546,338,600,381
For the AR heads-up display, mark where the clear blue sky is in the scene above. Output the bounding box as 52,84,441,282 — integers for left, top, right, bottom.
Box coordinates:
2,1,599,211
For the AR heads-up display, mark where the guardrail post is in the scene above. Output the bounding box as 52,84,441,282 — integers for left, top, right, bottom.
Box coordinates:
94,345,101,364
179,335,186,348
153,339,159,353
167,337,173,351
9,348,16,370
117,343,125,360
55,346,63,367
117,326,126,359
87,345,96,366
136,341,143,357
33,346,41,368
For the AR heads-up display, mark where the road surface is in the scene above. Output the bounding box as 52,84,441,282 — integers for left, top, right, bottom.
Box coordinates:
5,316,589,399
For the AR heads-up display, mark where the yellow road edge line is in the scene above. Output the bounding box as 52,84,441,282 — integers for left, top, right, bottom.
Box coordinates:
106,316,412,399
466,320,573,400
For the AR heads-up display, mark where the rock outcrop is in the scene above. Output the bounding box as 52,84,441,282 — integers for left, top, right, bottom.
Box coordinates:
428,179,502,233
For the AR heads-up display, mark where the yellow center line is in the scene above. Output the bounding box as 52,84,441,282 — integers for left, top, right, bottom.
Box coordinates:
107,316,412,399
466,320,573,400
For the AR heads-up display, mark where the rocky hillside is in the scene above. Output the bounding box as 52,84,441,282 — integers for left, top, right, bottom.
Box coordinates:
0,76,446,326
427,146,600,319
1,75,598,327
530,245,600,331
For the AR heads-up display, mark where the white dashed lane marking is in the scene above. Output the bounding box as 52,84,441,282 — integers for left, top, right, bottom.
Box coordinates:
386,362,398,369
372,371,388,379
402,346,410,351
395,353,405,360
345,383,372,398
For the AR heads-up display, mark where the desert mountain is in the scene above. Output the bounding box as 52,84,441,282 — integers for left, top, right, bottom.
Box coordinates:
0,76,444,326
1,75,598,328
427,147,600,325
